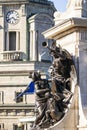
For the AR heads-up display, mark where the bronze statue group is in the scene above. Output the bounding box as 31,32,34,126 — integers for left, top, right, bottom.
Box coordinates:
30,42,75,129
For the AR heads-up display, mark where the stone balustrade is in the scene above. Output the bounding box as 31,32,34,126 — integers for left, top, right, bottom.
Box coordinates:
0,51,24,61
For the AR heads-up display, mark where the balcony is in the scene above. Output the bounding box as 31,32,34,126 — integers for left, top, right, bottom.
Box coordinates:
0,51,24,62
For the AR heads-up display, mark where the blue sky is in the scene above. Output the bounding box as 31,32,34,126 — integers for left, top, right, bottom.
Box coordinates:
52,0,67,12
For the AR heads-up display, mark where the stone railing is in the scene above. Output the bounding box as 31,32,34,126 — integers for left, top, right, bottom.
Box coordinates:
0,51,24,61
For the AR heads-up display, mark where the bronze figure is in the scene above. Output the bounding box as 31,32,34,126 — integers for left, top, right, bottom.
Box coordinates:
30,41,77,129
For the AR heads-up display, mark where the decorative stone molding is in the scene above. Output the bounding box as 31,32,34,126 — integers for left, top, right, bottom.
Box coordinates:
75,0,83,7
67,0,83,8
54,0,87,25
43,18,87,40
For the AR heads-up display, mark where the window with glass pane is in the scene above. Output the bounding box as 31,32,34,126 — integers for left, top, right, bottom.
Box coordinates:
15,92,23,103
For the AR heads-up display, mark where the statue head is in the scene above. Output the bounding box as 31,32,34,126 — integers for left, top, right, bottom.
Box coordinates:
31,72,41,82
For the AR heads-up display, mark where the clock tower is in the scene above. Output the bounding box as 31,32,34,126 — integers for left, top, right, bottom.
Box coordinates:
0,1,28,60
0,0,55,62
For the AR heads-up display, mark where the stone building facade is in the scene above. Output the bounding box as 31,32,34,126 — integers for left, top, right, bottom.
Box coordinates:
43,0,87,130
0,0,56,130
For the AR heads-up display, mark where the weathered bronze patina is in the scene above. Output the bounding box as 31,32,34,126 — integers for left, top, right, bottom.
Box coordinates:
30,42,77,129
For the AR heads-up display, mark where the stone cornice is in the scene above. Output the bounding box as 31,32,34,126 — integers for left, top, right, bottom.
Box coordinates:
42,17,87,40
0,104,35,109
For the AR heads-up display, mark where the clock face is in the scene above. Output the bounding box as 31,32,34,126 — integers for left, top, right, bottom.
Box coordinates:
6,10,20,24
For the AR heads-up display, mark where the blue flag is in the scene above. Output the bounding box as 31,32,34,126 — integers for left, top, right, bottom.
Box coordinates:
15,81,35,100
